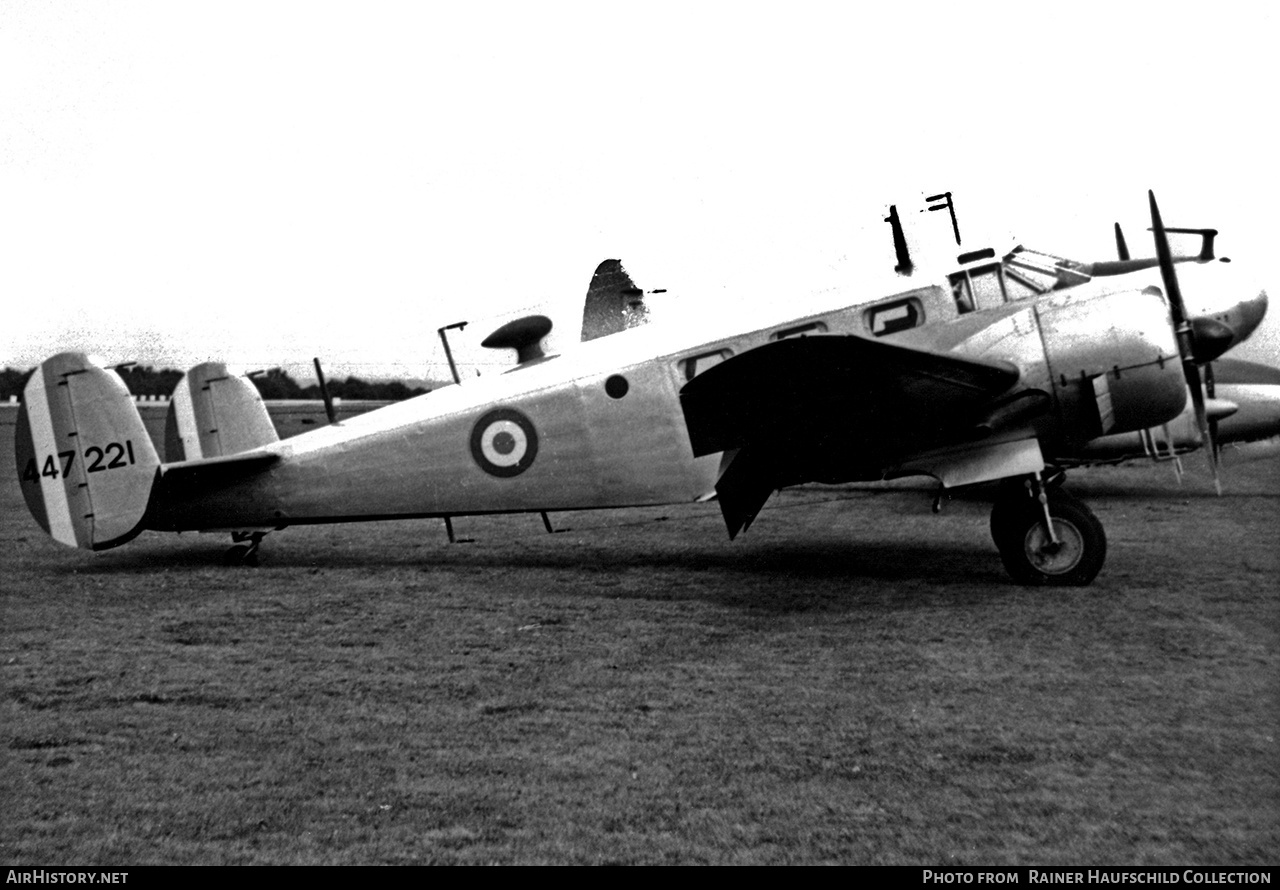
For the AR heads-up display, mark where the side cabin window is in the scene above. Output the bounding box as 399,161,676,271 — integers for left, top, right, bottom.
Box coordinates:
681,348,732,382
769,321,828,341
864,298,924,337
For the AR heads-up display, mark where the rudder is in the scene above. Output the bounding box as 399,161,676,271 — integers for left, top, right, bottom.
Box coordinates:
15,353,161,550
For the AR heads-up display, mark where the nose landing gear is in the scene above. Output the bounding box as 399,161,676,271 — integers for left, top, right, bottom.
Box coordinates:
990,474,1106,586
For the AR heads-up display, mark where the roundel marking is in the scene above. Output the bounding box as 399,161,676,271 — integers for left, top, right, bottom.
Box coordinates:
470,408,538,477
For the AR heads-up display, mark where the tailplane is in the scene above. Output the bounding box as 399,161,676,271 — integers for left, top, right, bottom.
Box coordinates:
15,353,161,550
164,363,279,461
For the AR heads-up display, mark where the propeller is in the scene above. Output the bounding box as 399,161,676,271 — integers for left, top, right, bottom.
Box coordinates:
1114,222,1130,261
1149,190,1221,493
1205,360,1220,460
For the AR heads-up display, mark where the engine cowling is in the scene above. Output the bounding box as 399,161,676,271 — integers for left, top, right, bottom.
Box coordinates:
1037,285,1188,448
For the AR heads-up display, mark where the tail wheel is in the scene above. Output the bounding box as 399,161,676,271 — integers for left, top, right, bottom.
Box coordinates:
991,488,1106,586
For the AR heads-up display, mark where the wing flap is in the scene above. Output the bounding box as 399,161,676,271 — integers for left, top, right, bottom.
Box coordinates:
715,447,777,540
678,335,1022,538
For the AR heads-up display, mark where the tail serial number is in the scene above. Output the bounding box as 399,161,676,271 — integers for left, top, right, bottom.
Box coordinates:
20,440,137,483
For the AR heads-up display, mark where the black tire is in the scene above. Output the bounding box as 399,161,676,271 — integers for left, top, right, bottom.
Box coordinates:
989,475,1068,548
991,489,1106,586
989,478,1031,548
223,544,250,566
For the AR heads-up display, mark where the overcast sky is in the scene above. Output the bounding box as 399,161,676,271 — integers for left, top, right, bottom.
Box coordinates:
2,2,1276,381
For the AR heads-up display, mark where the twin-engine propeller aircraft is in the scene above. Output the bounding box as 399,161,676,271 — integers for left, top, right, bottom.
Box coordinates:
14,193,1269,585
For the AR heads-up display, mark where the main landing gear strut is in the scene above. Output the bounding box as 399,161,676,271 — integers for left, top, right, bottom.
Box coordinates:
989,471,1106,586
223,531,268,567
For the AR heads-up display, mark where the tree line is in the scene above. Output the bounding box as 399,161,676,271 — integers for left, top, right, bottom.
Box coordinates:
1,365,429,402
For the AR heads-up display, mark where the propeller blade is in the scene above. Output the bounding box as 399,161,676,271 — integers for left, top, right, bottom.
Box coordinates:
1114,222,1130,261
1186,362,1209,439
1149,191,1189,328
1205,361,1223,476
1186,363,1222,494
1151,191,1220,493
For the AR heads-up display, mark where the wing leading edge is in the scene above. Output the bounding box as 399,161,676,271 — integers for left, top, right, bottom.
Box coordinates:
678,335,1022,538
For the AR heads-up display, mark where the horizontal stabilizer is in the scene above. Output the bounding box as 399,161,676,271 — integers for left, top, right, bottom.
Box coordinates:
1154,227,1218,261
155,450,280,501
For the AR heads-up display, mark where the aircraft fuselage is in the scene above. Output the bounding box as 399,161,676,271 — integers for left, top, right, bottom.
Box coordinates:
145,271,1189,533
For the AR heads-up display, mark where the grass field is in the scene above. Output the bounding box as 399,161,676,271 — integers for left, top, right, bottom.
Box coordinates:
2,434,1277,864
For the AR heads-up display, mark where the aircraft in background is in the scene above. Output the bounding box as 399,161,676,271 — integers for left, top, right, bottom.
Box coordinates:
1070,357,1280,469
13,193,1269,586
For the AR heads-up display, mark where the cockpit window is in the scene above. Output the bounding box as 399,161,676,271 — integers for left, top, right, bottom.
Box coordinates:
950,255,1050,313
950,262,1006,313
1003,246,1091,292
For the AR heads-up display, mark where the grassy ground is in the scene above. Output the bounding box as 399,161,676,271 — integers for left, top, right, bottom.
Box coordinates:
2,442,1276,864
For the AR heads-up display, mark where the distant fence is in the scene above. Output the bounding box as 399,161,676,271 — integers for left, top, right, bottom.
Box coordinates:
0,400,389,449
3,394,170,404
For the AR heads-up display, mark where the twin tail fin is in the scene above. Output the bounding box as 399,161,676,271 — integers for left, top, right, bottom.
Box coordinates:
15,353,161,550
164,362,278,461
15,356,283,551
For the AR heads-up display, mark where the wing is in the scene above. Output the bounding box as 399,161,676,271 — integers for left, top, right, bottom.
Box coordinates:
679,335,1021,537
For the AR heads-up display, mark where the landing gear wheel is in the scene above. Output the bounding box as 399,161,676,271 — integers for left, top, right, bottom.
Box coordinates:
223,544,253,566
223,532,265,567
989,478,1029,547
989,474,1066,547
991,488,1105,586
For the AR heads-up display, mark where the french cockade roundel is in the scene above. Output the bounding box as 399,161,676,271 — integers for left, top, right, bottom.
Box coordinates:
469,408,539,477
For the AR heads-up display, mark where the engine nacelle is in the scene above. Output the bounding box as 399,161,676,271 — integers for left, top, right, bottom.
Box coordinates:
1037,285,1188,447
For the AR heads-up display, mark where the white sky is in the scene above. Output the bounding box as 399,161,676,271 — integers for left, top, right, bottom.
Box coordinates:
2,1,1277,382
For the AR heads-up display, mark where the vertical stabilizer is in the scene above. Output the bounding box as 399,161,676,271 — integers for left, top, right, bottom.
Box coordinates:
581,259,649,341
164,363,279,461
15,353,161,550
